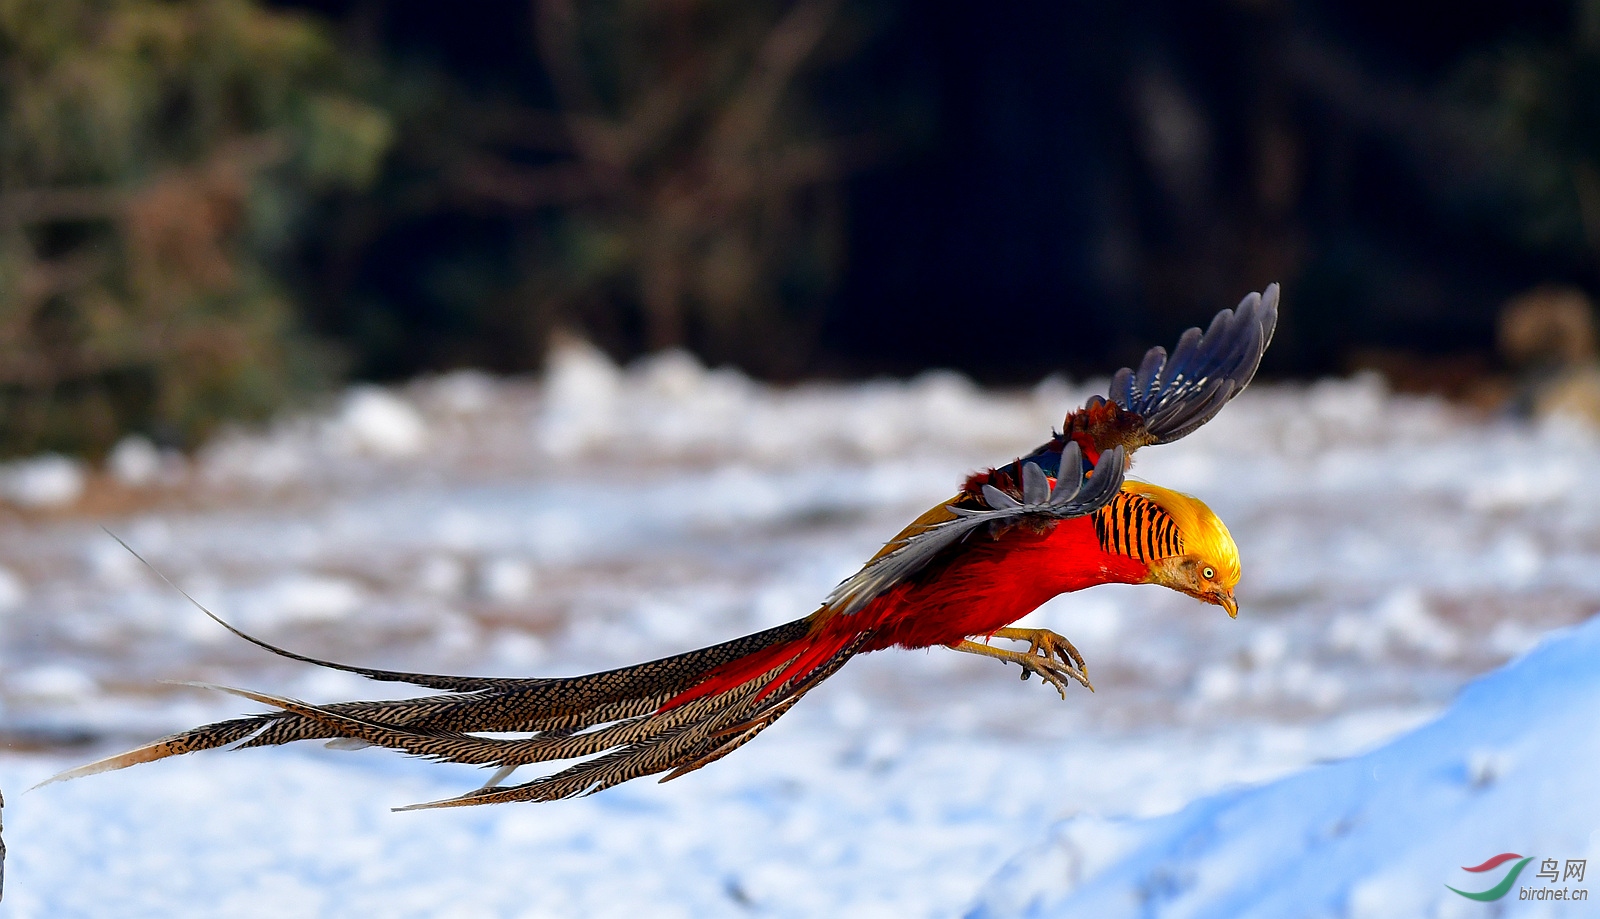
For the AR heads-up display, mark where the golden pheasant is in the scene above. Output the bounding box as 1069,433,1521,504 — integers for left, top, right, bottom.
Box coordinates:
49,284,1278,808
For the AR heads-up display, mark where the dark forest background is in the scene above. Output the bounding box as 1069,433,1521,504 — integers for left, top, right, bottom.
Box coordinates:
4,0,1597,456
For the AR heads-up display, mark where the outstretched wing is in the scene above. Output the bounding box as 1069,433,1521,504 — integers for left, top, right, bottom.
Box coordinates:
823,444,1128,615
822,283,1279,618
1071,283,1280,455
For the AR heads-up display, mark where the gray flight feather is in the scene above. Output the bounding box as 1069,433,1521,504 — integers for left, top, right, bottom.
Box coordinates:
822,445,1128,616
981,483,1021,510
1021,461,1050,505
1102,283,1279,445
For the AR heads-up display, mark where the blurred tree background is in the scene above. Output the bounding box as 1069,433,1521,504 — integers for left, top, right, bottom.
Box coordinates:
0,0,390,456
5,0,1600,457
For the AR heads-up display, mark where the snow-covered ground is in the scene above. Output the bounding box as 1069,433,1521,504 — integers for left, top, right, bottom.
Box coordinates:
971,615,1600,919
0,342,1597,917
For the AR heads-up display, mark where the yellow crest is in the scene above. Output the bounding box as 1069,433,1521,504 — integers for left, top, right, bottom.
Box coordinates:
1119,481,1240,587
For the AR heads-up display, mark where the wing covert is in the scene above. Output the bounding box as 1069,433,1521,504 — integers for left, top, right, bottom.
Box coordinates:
822,445,1128,616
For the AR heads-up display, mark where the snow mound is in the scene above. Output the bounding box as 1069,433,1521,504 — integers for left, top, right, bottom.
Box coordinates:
970,614,1600,919
333,387,428,458
106,434,187,487
0,454,85,508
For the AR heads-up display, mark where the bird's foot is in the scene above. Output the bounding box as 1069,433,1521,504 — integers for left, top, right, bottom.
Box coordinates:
951,632,1093,699
991,627,1088,678
1013,652,1088,699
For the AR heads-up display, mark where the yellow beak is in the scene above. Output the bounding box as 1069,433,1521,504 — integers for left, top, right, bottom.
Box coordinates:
1217,591,1238,619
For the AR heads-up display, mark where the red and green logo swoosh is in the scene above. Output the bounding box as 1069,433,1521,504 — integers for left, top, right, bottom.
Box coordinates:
1447,853,1532,901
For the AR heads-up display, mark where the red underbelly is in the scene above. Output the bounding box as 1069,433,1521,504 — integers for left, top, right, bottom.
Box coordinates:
847,516,1149,651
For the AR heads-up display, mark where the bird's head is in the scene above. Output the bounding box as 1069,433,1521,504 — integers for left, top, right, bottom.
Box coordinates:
1126,482,1242,618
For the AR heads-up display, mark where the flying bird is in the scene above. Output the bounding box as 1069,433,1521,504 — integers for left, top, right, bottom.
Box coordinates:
49,285,1278,808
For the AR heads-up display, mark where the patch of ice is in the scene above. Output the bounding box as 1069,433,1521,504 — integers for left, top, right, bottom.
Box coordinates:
477,557,535,602
1307,371,1387,427
431,611,480,655
10,664,97,701
108,435,161,486
0,565,24,614
974,815,1156,918
333,387,428,458
1489,532,1543,587
415,555,466,596
1047,595,1124,651
1029,375,1078,414
292,666,380,701
1247,626,1289,669
488,630,546,667
537,337,622,457
1329,589,1460,661
1488,619,1543,658
1278,661,1345,709
199,433,311,488
1374,588,1459,659
829,691,872,730
633,598,702,647
1194,663,1243,703
0,453,86,508
238,574,366,627
635,348,708,399
1466,461,1574,510
425,369,496,414
83,537,147,586
1536,410,1600,448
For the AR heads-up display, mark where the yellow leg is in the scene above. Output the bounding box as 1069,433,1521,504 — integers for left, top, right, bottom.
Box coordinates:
990,627,1087,675
951,628,1093,698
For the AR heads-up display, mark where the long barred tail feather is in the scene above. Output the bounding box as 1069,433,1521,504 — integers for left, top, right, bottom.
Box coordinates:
394,632,869,809
38,623,810,792
44,533,866,804
50,627,867,809
658,632,868,784
211,615,812,752
33,717,269,788
40,593,859,805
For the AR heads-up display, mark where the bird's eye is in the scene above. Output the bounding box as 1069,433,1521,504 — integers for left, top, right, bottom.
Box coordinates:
1202,566,1215,580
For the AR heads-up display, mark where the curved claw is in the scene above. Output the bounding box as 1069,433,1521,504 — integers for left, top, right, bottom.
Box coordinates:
1028,632,1086,675
1011,654,1090,699
989,628,1094,692
951,636,1094,698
